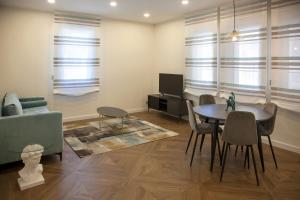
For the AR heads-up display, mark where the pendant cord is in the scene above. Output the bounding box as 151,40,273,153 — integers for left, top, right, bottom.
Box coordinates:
233,0,236,31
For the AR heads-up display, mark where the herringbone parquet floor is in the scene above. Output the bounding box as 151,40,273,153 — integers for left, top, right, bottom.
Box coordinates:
1,111,300,200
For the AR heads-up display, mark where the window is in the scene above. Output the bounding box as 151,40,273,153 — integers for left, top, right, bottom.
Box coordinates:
184,0,300,112
237,42,261,87
185,8,218,96
271,0,300,111
219,1,267,102
53,12,101,96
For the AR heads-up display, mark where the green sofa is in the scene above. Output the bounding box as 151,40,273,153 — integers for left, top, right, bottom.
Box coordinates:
0,92,63,165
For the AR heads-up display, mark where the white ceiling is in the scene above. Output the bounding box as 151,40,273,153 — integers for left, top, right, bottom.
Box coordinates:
0,0,233,24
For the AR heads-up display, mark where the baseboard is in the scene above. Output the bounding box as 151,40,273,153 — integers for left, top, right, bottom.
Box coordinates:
63,107,147,123
261,137,300,154
63,114,98,122
126,107,147,113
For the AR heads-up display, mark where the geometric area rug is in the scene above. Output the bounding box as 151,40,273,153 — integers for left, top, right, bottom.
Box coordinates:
64,116,179,158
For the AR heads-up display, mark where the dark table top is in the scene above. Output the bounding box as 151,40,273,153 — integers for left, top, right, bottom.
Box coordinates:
193,104,272,122
97,107,128,118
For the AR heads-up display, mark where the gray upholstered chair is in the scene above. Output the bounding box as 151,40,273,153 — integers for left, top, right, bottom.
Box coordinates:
198,94,224,152
199,94,216,105
258,102,278,168
185,100,222,166
238,103,278,169
220,111,260,186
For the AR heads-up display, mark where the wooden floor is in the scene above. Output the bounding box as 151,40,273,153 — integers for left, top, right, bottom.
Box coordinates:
1,111,300,200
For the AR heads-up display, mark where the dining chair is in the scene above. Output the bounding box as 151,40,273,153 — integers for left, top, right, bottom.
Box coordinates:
257,102,278,168
220,111,260,186
198,94,224,152
185,100,222,167
199,94,216,105
242,103,278,169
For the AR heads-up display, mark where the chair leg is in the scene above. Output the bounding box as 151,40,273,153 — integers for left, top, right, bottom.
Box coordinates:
220,143,229,182
220,141,225,166
185,130,194,154
190,133,199,167
241,146,244,152
250,145,260,186
268,136,278,168
247,147,250,169
235,145,239,158
244,146,249,168
199,134,206,152
257,133,265,172
217,137,222,165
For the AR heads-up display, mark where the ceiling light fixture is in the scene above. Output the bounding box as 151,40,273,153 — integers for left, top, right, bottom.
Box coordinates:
110,1,117,7
230,0,239,41
48,0,56,4
144,13,150,18
181,0,189,5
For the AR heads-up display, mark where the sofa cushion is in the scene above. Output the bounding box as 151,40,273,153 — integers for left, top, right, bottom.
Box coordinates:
2,104,18,116
23,106,49,115
21,100,47,109
4,93,23,115
19,97,45,102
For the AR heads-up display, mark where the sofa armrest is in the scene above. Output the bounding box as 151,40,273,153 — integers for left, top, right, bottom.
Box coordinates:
0,112,63,164
19,97,45,102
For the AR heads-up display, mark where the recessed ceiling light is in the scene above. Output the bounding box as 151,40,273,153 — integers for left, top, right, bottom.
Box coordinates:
144,13,150,18
110,1,117,7
181,0,189,5
48,0,55,4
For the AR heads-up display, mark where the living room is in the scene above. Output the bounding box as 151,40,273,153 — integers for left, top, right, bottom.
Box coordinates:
0,0,300,199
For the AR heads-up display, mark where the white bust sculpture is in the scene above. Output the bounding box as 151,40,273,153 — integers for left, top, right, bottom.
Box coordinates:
18,144,45,190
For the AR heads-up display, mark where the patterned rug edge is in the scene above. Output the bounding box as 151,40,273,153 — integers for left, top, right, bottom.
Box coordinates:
63,118,179,158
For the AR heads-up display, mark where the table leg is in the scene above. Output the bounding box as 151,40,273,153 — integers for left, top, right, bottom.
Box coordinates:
210,119,219,172
257,127,265,172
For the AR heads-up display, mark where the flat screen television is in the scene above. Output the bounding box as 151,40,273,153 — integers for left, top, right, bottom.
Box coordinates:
159,73,183,97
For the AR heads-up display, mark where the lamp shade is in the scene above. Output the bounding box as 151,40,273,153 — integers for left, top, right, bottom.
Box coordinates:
230,30,240,41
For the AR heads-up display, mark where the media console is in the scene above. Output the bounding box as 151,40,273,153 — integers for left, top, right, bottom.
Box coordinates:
147,94,187,118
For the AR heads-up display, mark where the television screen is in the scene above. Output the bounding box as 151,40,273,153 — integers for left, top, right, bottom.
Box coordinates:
159,73,183,97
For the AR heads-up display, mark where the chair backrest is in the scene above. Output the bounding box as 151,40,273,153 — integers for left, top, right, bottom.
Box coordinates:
262,102,278,135
186,100,197,132
222,111,258,145
199,94,216,105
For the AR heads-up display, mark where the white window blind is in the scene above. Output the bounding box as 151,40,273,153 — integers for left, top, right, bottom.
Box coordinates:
184,0,300,112
185,8,218,96
271,0,300,112
53,12,101,96
219,0,267,103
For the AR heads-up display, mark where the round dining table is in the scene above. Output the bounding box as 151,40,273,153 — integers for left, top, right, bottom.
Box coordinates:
193,104,272,172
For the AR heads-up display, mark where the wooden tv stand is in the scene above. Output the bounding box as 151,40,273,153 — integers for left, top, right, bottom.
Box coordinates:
147,94,187,118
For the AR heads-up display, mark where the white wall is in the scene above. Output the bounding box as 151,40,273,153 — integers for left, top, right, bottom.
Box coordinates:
0,7,51,101
0,6,155,121
153,19,185,93
153,19,300,154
